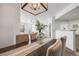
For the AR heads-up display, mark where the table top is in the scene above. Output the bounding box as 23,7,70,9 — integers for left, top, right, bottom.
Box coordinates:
0,38,53,56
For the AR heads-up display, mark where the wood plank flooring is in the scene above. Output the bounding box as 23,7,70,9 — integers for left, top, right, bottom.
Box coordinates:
64,47,77,56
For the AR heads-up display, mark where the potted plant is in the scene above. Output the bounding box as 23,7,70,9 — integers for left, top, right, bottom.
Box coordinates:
35,20,47,44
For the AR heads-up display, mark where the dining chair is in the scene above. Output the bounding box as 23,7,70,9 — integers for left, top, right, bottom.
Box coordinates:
46,39,62,56
60,36,67,56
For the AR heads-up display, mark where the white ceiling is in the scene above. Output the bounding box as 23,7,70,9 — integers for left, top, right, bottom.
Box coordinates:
21,3,71,17
56,6,79,21
48,3,71,16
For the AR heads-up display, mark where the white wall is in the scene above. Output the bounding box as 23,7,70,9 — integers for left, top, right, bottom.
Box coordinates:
20,9,52,37
69,20,79,34
0,3,58,48
0,4,20,48
55,19,79,34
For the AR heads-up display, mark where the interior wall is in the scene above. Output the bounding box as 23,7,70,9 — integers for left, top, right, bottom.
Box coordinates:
0,4,20,49
55,19,79,34
20,9,52,37
69,20,79,34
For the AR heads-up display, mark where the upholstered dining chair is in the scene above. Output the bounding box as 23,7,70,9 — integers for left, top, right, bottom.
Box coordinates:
60,36,67,56
46,39,62,56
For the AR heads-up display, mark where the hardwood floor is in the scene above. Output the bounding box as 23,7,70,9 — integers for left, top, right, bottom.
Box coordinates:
0,39,77,56
64,47,77,56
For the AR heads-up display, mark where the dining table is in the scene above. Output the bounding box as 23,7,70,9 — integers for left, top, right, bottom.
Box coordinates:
0,38,56,56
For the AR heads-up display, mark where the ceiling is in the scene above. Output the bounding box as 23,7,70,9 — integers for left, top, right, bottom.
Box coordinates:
56,4,79,21
21,3,71,16
48,3,71,16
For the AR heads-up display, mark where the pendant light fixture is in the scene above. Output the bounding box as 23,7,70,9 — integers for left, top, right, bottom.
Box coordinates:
21,3,48,16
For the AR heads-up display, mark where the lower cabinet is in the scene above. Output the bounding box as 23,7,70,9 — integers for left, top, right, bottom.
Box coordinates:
76,35,79,51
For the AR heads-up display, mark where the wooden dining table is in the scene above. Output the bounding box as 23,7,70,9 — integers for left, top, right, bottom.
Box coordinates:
0,38,56,56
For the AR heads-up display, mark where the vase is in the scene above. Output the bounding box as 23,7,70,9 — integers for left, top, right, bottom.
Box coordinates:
37,32,44,44
37,38,43,44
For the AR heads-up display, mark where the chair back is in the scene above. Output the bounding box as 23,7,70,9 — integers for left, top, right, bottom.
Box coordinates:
60,36,67,56
46,39,62,56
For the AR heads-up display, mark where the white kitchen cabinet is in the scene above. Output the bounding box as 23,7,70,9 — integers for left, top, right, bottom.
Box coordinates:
55,30,76,51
